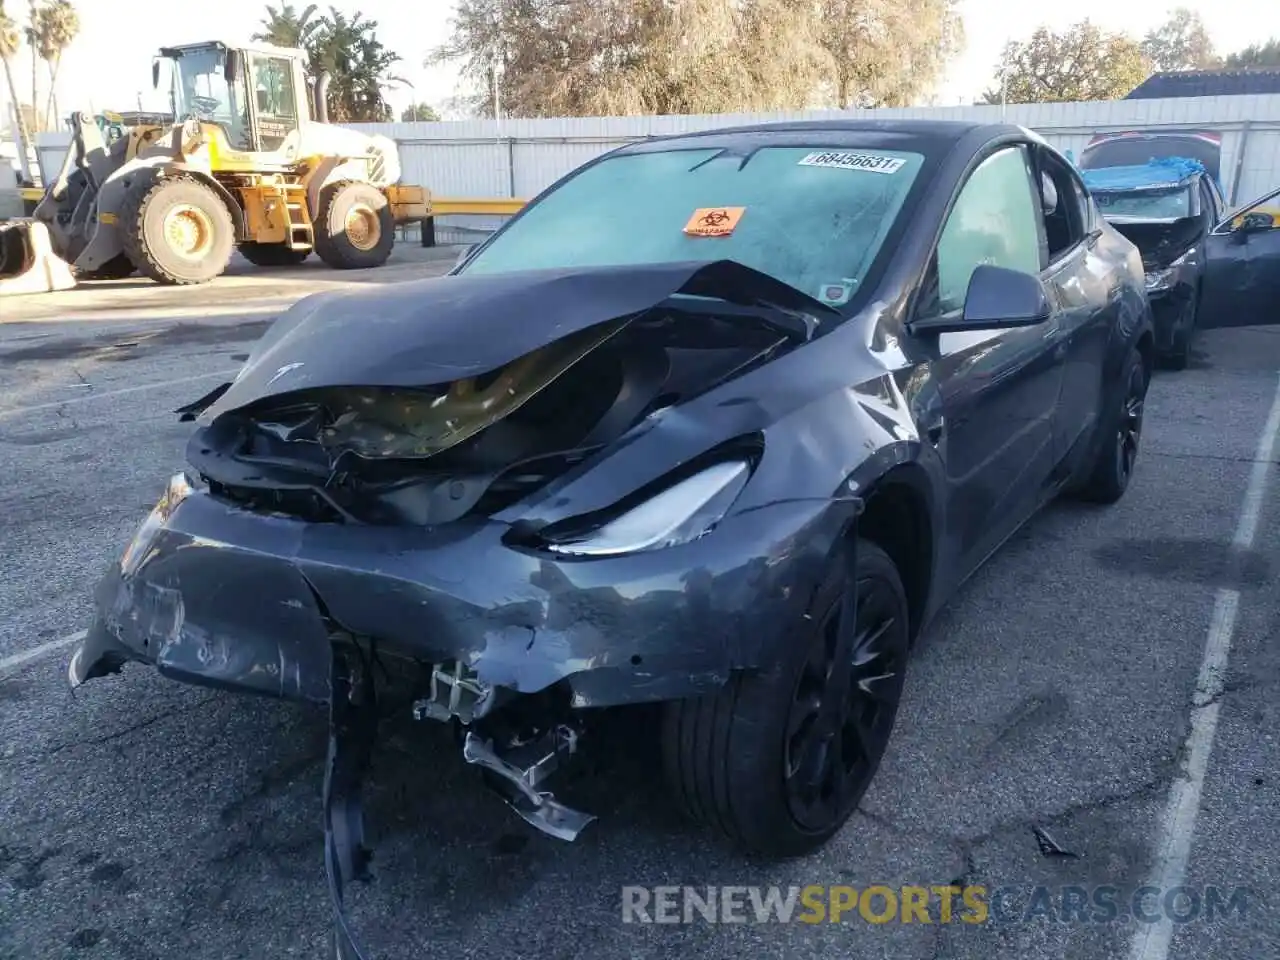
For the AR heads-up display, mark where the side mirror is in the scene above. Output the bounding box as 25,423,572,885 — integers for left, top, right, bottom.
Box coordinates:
225,49,241,84
1236,212,1276,234
909,265,1051,335
151,59,160,88
961,264,1053,327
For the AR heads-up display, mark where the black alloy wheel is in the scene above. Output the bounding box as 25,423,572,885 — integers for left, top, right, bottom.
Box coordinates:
1076,344,1148,504
663,538,911,858
783,565,907,833
1117,360,1146,487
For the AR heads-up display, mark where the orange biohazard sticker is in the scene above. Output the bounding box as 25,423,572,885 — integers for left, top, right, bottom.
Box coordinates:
684,207,745,237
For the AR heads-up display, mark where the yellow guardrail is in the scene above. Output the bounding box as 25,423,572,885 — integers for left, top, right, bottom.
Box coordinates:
20,187,43,202
429,197,526,216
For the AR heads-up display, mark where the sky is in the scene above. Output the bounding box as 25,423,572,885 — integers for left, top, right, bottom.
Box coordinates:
2,0,1278,123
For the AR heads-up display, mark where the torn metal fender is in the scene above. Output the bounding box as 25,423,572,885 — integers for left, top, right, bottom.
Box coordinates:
195,259,839,423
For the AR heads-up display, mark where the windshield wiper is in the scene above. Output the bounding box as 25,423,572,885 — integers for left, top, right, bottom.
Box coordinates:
659,294,820,343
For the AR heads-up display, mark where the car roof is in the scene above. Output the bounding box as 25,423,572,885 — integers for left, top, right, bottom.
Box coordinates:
615,118,1028,156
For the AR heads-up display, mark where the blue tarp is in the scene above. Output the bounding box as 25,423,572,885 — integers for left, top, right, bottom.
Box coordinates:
1080,157,1206,194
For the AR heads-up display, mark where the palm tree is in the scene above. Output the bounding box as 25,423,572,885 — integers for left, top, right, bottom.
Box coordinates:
253,3,321,49
310,7,401,121
22,0,36,130
35,0,78,130
0,0,34,161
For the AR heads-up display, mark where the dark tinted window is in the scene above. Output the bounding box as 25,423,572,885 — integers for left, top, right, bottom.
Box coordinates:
918,146,1043,318
1039,153,1086,262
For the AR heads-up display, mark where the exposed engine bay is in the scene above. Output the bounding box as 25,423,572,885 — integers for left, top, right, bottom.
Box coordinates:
187,298,799,527
1110,217,1203,272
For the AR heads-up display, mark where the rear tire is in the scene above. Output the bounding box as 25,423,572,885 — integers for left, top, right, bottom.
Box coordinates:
238,242,310,267
662,539,910,858
313,181,394,270
120,174,235,285
1075,345,1148,504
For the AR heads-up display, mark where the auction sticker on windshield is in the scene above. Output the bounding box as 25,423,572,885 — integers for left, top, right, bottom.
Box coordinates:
799,152,905,174
684,207,746,237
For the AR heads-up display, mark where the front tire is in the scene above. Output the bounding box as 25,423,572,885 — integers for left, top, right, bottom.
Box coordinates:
662,539,910,858
119,174,235,285
313,181,395,270
1075,345,1148,504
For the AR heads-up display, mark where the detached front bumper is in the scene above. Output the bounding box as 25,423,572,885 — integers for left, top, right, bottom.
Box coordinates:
1145,266,1198,355
71,484,850,710
1147,290,1193,354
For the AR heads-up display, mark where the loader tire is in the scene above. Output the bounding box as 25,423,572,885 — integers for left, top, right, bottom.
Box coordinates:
238,242,310,267
75,253,135,281
120,174,234,285
313,181,394,270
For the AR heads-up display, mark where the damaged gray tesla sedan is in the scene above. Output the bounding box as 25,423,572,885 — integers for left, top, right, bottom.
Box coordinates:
71,119,1165,954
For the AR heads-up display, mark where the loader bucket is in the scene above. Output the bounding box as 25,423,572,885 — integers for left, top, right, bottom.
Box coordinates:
0,221,78,298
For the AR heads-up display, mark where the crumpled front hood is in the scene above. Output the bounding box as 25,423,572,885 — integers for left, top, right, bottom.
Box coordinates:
1108,216,1202,269
196,259,837,422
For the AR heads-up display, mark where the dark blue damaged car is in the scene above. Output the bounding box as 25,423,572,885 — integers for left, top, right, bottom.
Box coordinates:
71,120,1162,942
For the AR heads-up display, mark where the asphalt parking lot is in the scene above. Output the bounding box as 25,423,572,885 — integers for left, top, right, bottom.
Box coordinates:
1,253,1277,960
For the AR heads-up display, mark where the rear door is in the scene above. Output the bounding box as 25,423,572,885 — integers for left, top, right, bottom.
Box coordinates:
1034,149,1112,464
1198,186,1280,329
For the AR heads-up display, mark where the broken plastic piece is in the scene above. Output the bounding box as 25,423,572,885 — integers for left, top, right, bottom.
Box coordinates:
462,727,595,842
1032,825,1079,858
412,661,495,724
324,649,378,960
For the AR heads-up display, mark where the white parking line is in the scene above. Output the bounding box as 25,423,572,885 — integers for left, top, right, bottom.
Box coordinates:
0,369,237,421
1128,371,1280,960
0,629,86,679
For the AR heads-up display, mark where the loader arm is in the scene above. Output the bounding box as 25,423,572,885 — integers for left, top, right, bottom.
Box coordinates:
33,113,127,266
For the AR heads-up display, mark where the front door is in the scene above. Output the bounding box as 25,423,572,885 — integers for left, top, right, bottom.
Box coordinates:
1199,186,1280,329
911,144,1067,579
247,54,303,157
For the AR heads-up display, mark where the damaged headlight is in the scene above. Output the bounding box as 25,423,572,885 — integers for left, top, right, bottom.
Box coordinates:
1145,248,1195,294
120,473,196,575
545,460,751,557
1145,267,1175,293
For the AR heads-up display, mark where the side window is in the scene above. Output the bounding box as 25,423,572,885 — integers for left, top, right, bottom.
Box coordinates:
924,146,1044,317
1225,187,1280,233
251,56,299,151
1038,154,1086,263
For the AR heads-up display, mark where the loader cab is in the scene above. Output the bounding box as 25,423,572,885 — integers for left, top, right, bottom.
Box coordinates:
156,41,310,160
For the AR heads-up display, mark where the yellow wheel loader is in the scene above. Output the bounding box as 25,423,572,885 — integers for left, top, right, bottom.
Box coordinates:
1,40,429,295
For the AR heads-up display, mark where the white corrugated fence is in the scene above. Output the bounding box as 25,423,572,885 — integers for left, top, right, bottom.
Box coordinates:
34,94,1280,245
